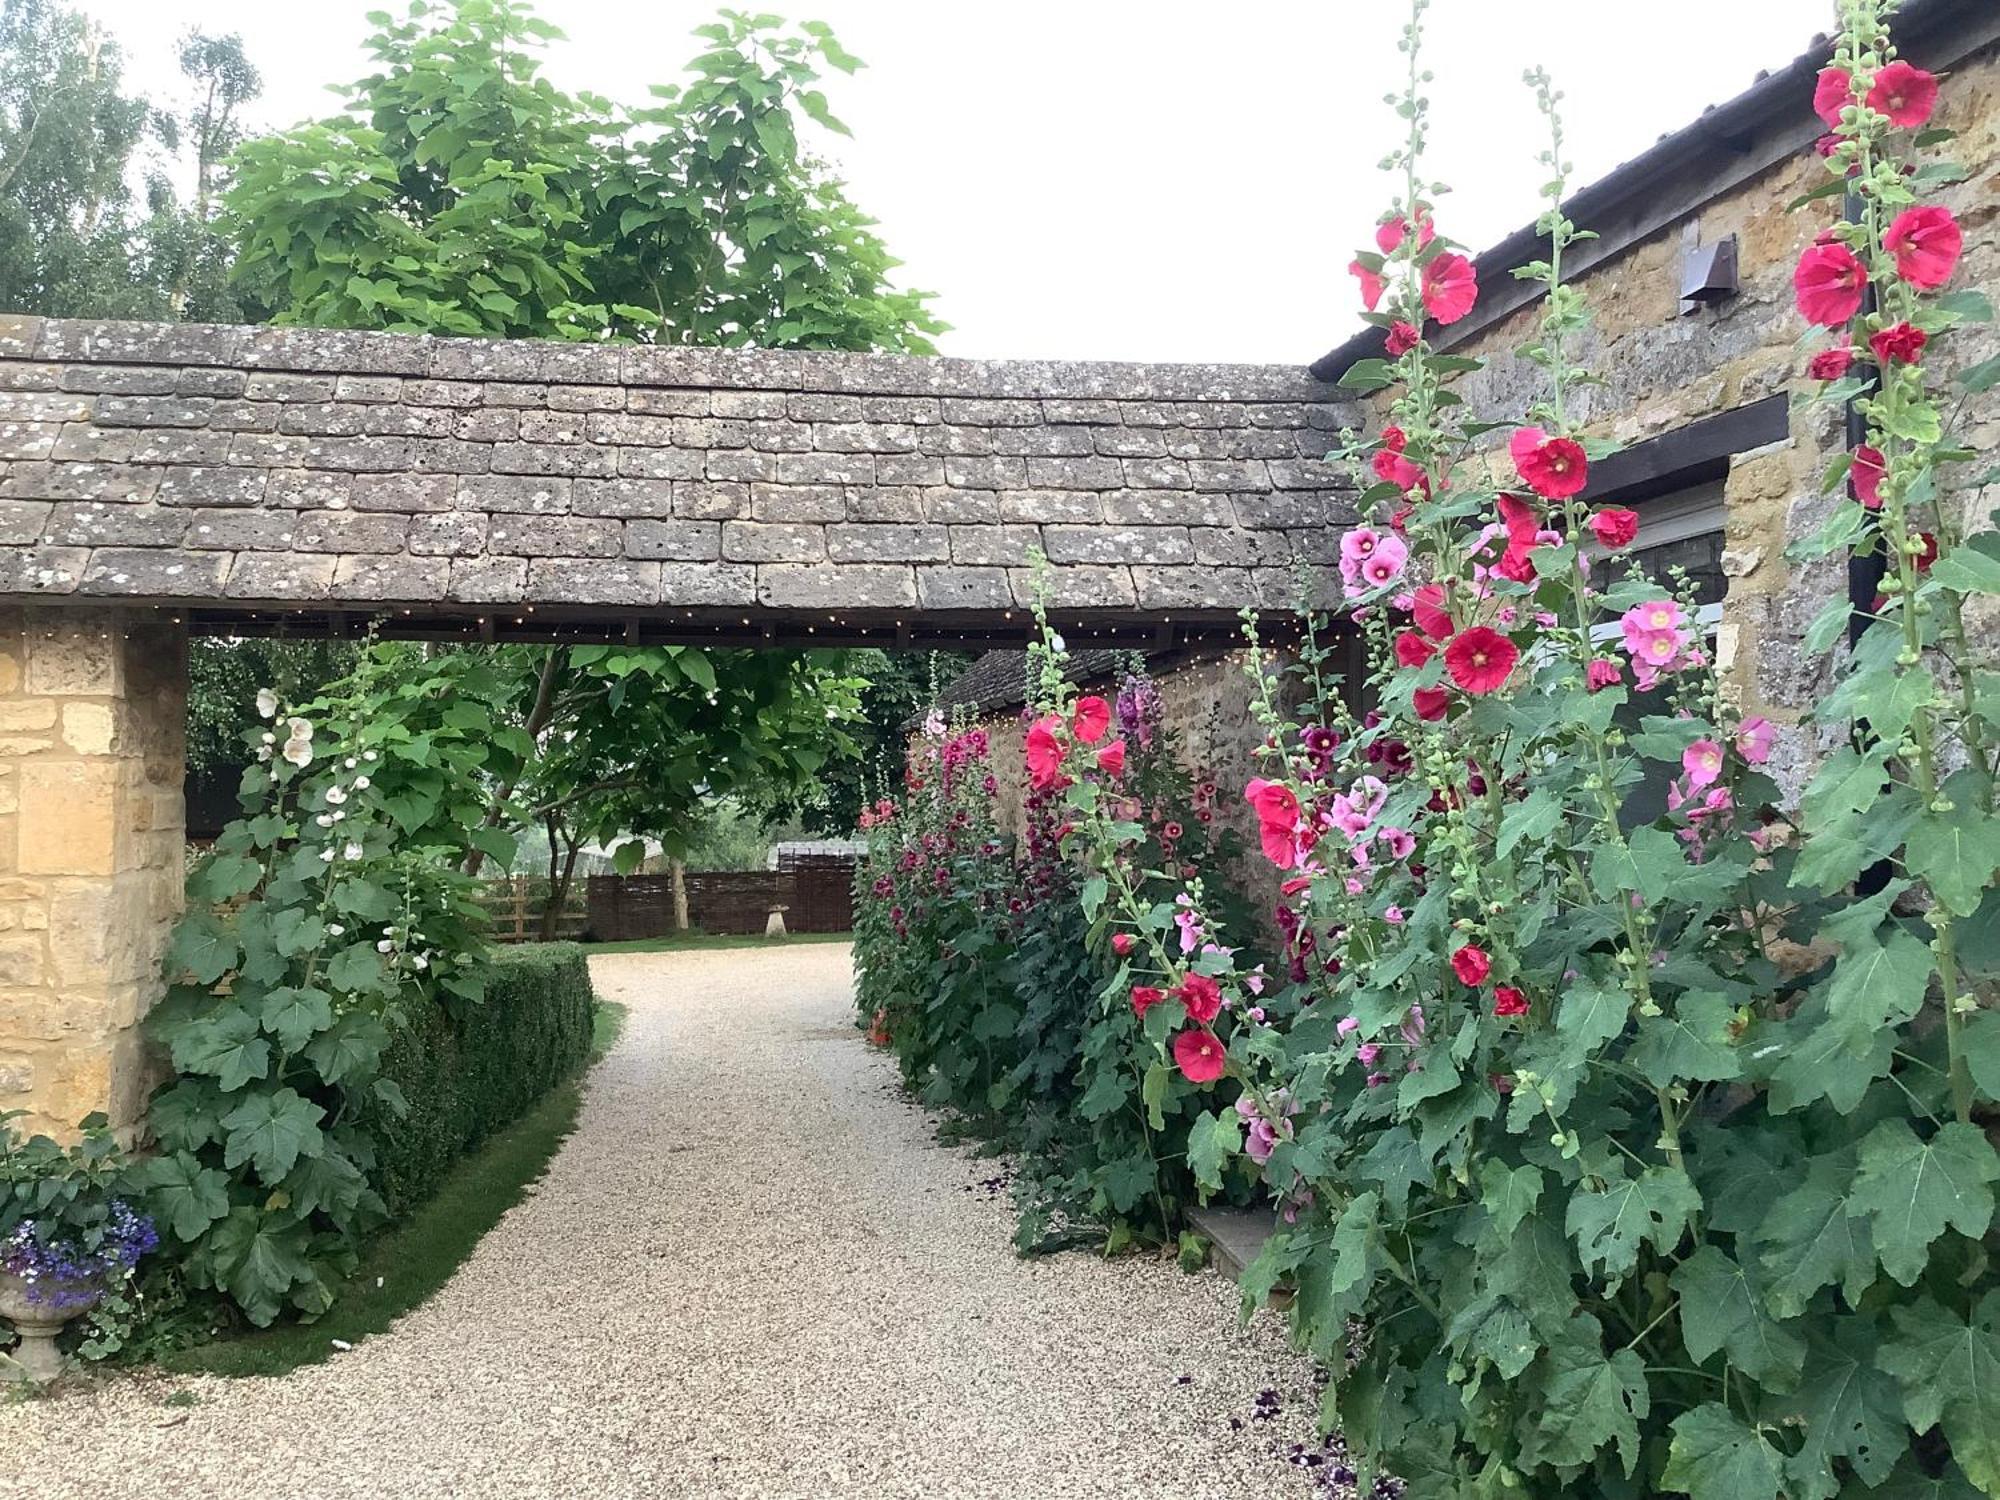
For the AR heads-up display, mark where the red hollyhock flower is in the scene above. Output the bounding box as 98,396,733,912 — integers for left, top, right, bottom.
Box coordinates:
1867,59,1938,128
1411,583,1454,640
1589,508,1640,549
1372,448,1426,492
1025,714,1066,788
1870,322,1928,366
1493,985,1530,1018
1375,211,1435,255
1586,658,1623,693
1177,973,1223,1024
1349,259,1387,312
1131,985,1166,1019
1420,252,1478,325
1807,346,1855,381
1915,532,1939,573
1095,738,1126,777
1495,493,1543,583
1412,686,1450,722
1385,321,1421,356
1111,933,1134,957
1812,66,1853,128
1883,206,1961,290
1172,1027,1228,1085
1245,778,1305,868
1380,424,1407,453
1072,695,1112,745
1794,242,1868,326
1443,627,1519,695
1850,444,1887,509
1451,944,1491,986
1509,427,1588,498
1394,629,1436,668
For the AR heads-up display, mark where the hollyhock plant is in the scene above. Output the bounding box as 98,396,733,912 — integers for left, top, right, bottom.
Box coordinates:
1882,204,1961,288
1794,240,1868,325
1509,427,1588,498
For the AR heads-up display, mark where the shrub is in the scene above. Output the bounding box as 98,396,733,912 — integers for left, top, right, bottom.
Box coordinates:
363,944,596,1217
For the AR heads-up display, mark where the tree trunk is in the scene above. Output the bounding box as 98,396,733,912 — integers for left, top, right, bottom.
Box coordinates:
465,646,567,877
542,822,581,942
670,857,689,932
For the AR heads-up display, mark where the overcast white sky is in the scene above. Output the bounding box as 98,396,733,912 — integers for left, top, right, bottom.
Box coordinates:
79,0,1835,366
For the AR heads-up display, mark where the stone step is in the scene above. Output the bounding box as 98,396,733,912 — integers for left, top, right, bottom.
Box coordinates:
1187,1203,1279,1284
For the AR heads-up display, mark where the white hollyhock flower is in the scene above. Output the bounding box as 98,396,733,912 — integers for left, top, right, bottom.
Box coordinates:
256,746,273,763
286,717,314,741
318,847,336,862
324,786,347,805
376,939,394,953
315,814,333,828
256,688,278,719
260,732,276,746
363,750,377,762
282,738,313,768
353,775,370,790
342,842,363,861
344,758,357,769
328,924,345,937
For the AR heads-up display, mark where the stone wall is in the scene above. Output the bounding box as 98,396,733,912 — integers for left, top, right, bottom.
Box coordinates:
1383,40,2000,792
0,317,1356,628
0,608,185,1139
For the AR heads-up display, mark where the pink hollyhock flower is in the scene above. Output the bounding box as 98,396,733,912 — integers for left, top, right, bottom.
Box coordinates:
1383,905,1405,925
1682,739,1725,788
1336,1016,1360,1037
1357,1043,1381,1065
1444,627,1518,695
1883,206,1961,289
1178,973,1223,1024
1111,932,1134,957
1244,1118,1279,1164
1868,59,1938,128
1735,717,1775,764
1349,258,1387,311
1096,739,1127,777
1245,778,1305,869
1173,1027,1227,1084
1590,508,1640,550
1366,1071,1388,1089
1394,630,1435,668
1379,826,1415,860
1385,321,1420,356
1850,444,1886,508
1025,714,1066,788
1870,322,1927,366
1813,66,1853,127
1509,428,1589,499
1807,347,1855,381
1072,695,1112,745
1451,944,1491,986
1421,252,1478,325
1339,527,1382,572
1130,985,1166,1019
1360,534,1409,588
1413,686,1450,722
1621,598,1685,647
1794,242,1868,325
1493,985,1530,1018
1373,449,1428,494
1375,211,1435,254
1586,658,1623,693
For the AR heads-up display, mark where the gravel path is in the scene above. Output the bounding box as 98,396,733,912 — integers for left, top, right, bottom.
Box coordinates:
1,943,1331,1500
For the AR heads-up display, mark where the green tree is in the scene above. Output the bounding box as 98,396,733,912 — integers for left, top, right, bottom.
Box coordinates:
225,0,941,350
0,1,257,320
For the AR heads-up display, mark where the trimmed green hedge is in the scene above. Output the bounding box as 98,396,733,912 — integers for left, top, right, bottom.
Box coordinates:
364,943,597,1217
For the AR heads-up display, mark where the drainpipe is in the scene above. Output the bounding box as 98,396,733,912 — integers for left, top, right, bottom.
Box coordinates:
1842,188,1892,898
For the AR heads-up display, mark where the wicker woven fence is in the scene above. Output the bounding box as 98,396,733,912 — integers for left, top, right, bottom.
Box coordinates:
586,859,854,941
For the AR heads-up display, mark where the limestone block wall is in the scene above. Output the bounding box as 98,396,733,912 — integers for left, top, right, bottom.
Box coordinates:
0,608,185,1139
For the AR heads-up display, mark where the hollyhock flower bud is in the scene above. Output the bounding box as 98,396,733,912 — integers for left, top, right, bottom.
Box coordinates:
1869,322,1927,366
1493,986,1530,1018
1807,346,1855,381
1385,321,1420,356
1111,932,1134,957
1589,508,1640,550
1883,206,1962,289
1867,59,1938,128
1450,944,1491,986
1794,242,1868,325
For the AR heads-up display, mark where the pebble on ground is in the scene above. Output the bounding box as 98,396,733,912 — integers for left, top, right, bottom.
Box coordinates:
0,944,1342,1500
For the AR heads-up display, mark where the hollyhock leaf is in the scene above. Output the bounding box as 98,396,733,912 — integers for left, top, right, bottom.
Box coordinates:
1755,1155,1877,1315
1935,289,1994,323
1565,1165,1700,1280
170,1009,272,1093
1496,789,1561,859
220,1087,327,1183
1965,1011,2000,1103
1774,1322,1909,1497
1446,1293,1539,1379
304,1013,389,1085
1292,1190,1378,1340
1926,532,2000,594
1906,810,2000,916
1851,1120,1998,1286
282,1145,367,1219
1662,1404,1784,1500
1589,825,1688,906
147,1079,225,1154
326,941,392,998
1872,1454,1983,1500
1825,662,1932,742
1823,923,1932,1035
1186,1108,1240,1193
1141,1061,1170,1130
1079,873,1108,921
1878,1293,2000,1492
1077,1066,1128,1121
1765,1001,1895,1116
125,1151,231,1243
1800,745,1893,827
168,912,240,986
1355,1125,1428,1212
188,853,263,904
1630,991,1742,1089
1958,352,2000,393
206,1207,315,1329
1802,595,1852,655
258,986,334,1055
1555,983,1632,1061
1790,785,1921,895
1339,358,1397,392
1519,1316,1649,1474
1670,1246,1806,1389
1477,1159,1543,1239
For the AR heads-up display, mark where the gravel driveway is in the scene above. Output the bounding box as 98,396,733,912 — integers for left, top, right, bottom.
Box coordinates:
1,942,1331,1500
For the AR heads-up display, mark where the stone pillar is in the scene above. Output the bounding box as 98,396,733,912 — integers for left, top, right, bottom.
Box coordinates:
0,607,186,1141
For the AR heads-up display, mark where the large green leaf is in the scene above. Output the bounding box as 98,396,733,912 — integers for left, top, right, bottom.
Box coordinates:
1776,1321,1909,1499
1518,1315,1649,1475
259,985,334,1054
1477,1159,1543,1239
1661,1403,1784,1500
1824,923,1933,1033
219,1087,327,1182
1185,1109,1239,1194
1906,810,2000,917
1670,1246,1805,1390
1850,1120,1998,1285
205,1207,315,1328
167,912,239,985
1630,991,1742,1088
123,1151,231,1242
1566,1166,1701,1280
1754,1155,1877,1314
167,1009,271,1093
1878,1293,2000,1493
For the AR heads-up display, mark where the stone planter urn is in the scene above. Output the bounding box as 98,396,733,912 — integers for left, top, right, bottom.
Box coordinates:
0,1270,99,1383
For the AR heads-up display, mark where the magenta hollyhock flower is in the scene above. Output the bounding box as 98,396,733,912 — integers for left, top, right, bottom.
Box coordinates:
1883,206,1961,290
1172,1027,1227,1084
1379,826,1415,860
1682,739,1726,789
1357,1043,1381,1065
1735,716,1775,764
